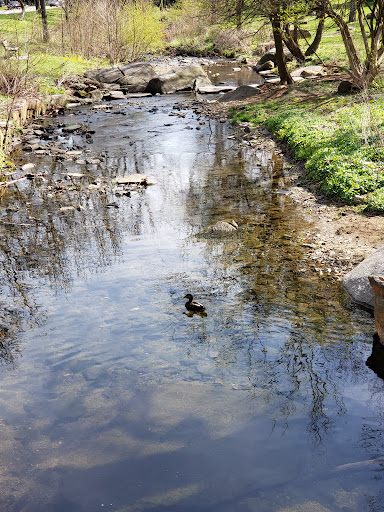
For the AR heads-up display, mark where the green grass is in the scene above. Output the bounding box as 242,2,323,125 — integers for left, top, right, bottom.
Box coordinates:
231,83,384,212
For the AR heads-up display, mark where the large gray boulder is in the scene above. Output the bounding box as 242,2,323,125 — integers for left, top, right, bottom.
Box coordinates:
146,64,211,94
342,245,384,309
84,62,156,92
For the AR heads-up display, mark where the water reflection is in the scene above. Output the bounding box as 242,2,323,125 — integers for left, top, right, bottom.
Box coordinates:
0,94,381,511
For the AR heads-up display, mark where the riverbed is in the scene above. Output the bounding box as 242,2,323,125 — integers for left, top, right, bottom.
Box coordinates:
0,79,383,512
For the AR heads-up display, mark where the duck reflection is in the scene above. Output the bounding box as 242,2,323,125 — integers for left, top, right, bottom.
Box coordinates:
183,310,208,318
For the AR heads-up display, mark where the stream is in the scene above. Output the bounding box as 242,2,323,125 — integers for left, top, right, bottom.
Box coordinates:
0,63,383,512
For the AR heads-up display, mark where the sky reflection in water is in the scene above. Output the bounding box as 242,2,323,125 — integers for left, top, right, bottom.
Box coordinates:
0,93,382,512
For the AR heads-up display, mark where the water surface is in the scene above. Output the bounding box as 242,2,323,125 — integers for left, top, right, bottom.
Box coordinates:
0,92,382,512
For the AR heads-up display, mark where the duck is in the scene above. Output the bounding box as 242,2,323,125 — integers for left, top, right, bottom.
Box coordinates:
184,294,206,312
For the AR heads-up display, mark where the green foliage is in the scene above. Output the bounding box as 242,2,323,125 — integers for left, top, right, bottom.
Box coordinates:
118,1,164,61
231,90,384,211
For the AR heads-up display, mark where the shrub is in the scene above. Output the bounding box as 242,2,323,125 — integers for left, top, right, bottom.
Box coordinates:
56,0,164,63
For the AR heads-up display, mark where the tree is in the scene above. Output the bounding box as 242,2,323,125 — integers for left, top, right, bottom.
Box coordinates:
39,0,49,42
201,0,323,84
315,0,384,87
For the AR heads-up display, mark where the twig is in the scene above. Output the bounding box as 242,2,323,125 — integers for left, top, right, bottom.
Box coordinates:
0,176,27,188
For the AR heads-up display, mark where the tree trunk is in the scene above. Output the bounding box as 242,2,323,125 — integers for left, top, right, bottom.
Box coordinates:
348,0,356,23
235,0,245,29
34,0,40,12
39,0,49,43
18,0,25,20
270,15,293,85
305,17,325,56
283,25,306,62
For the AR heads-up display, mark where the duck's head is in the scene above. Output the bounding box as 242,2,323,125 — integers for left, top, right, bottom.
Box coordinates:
184,294,193,301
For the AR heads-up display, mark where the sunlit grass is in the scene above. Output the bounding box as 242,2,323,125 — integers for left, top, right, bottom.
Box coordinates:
231,83,384,212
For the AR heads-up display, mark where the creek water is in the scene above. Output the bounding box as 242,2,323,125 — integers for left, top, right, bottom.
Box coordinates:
0,68,383,511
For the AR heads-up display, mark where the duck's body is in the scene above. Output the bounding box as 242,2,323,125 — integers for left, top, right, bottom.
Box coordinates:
184,294,205,312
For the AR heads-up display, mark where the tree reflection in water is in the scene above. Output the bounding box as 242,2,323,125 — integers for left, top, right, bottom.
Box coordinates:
186,134,375,445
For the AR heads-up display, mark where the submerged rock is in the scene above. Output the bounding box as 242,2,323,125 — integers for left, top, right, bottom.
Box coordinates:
208,220,238,233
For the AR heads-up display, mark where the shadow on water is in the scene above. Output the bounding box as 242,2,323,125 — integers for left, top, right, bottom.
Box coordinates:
0,93,382,511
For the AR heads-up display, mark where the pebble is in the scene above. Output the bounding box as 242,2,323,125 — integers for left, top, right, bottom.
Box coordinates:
22,163,36,171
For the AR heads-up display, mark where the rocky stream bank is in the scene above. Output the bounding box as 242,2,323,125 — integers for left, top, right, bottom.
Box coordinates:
4,56,384,300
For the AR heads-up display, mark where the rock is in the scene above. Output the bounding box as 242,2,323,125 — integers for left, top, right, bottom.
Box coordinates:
193,76,215,92
291,65,326,78
60,206,76,212
117,62,157,92
256,48,293,66
67,172,85,178
116,174,147,185
342,245,384,309
146,64,211,95
73,90,91,98
62,124,82,133
218,85,260,102
236,55,247,63
66,150,83,156
126,92,152,98
104,90,126,100
89,90,103,101
338,80,359,94
21,163,35,171
85,62,156,92
197,85,236,94
254,41,275,55
244,57,261,66
209,220,238,233
369,275,384,344
255,60,274,72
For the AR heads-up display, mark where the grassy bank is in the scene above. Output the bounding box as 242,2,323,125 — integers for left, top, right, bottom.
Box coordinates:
231,80,384,213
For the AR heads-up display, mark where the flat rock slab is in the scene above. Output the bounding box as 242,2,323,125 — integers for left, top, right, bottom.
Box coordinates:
198,85,236,94
342,244,384,309
105,91,126,100
126,93,152,98
62,124,82,133
116,174,147,185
